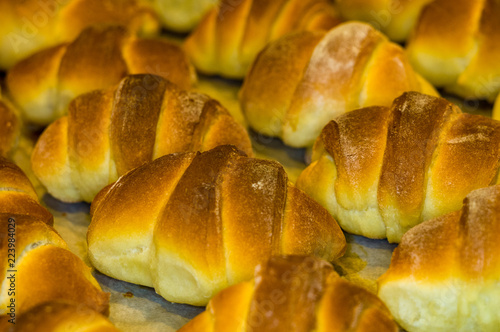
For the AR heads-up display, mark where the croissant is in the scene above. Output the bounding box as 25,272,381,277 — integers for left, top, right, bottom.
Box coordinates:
239,21,438,148
0,0,160,70
180,255,398,332
150,0,219,32
0,157,52,226
88,145,346,306
0,93,20,159
296,92,500,243
406,0,500,102
378,185,500,332
0,301,120,332
335,0,433,42
6,24,196,125
31,74,253,203
183,0,342,79
0,159,109,318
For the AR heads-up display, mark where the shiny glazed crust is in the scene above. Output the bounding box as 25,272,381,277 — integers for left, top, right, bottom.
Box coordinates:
179,255,398,331
378,185,500,332
88,146,346,306
406,0,500,101
184,0,342,79
31,74,253,203
296,92,500,242
6,25,196,125
239,21,438,148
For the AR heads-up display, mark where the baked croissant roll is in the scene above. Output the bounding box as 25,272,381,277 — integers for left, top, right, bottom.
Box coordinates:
6,24,196,125
31,74,253,203
180,255,398,332
378,185,500,332
0,0,160,70
0,92,21,159
184,0,342,79
0,301,120,332
406,0,500,102
150,0,219,32
0,160,109,318
0,215,110,317
88,145,346,306
0,157,52,226
239,21,438,148
335,0,433,42
296,92,500,243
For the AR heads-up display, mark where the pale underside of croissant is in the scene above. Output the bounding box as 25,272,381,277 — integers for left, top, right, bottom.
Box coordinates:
31,74,253,203
6,24,196,125
88,145,346,306
0,301,120,332
150,0,219,32
0,96,21,159
184,0,342,79
406,0,500,102
0,0,161,70
378,185,500,332
239,21,438,148
180,255,398,332
335,0,434,42
0,159,109,318
297,92,500,243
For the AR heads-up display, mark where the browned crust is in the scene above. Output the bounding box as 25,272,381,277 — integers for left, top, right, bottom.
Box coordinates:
246,256,333,331
220,156,288,282
180,256,397,331
379,185,500,283
154,146,246,284
184,0,340,78
4,301,120,332
0,158,53,225
59,0,160,39
322,106,392,208
123,38,196,91
89,146,346,305
58,26,129,97
317,277,398,332
377,92,460,228
16,245,109,315
109,75,168,175
191,99,254,157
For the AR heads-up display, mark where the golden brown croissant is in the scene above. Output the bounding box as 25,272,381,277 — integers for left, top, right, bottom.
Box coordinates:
0,159,109,319
184,0,342,79
0,157,52,226
150,0,219,32
0,92,21,159
0,301,120,332
406,0,500,102
335,0,433,42
378,185,500,332
88,145,346,306
296,92,500,243
6,24,196,125
31,74,253,203
239,21,438,148
0,0,160,70
180,255,398,332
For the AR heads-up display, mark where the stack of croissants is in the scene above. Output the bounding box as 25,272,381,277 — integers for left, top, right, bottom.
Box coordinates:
1,0,499,331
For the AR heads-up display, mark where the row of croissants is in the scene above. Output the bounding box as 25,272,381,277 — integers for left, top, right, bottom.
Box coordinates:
1,0,500,331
